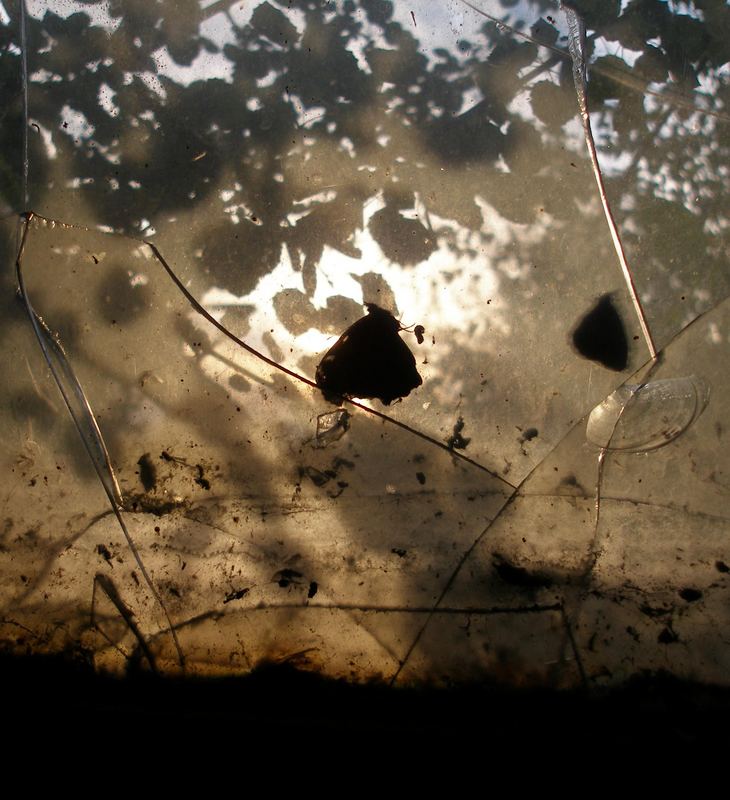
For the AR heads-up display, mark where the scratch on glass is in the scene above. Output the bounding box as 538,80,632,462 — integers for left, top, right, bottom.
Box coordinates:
562,3,657,361
15,213,185,670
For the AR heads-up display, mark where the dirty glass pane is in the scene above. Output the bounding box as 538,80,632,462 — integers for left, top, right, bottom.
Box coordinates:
1,0,729,690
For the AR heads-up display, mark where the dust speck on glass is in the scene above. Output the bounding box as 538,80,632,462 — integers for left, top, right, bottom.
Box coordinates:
1,0,729,687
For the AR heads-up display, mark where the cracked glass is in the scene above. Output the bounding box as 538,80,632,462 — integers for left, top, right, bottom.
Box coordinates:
1,0,729,688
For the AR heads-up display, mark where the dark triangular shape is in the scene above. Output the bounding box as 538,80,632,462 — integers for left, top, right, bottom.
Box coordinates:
572,294,629,372
315,304,422,405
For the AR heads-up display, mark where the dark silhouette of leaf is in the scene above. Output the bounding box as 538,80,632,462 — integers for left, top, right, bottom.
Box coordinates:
572,294,629,372
368,206,436,265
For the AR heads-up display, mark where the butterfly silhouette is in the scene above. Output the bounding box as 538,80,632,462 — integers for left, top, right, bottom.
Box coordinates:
315,303,423,405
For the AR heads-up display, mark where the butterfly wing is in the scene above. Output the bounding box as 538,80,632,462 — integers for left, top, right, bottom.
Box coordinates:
367,328,422,404
316,305,422,405
316,315,376,403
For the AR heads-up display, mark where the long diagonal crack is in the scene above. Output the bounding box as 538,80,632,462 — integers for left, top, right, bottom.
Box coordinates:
14,211,514,488
389,288,729,685
13,209,515,674
563,4,657,362
147,239,515,487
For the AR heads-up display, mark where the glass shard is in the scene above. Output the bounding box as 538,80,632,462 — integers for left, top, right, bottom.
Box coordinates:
586,376,709,452
315,408,351,447
2,0,729,692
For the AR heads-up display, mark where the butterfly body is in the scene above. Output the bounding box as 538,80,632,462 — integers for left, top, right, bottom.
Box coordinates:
315,303,423,405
